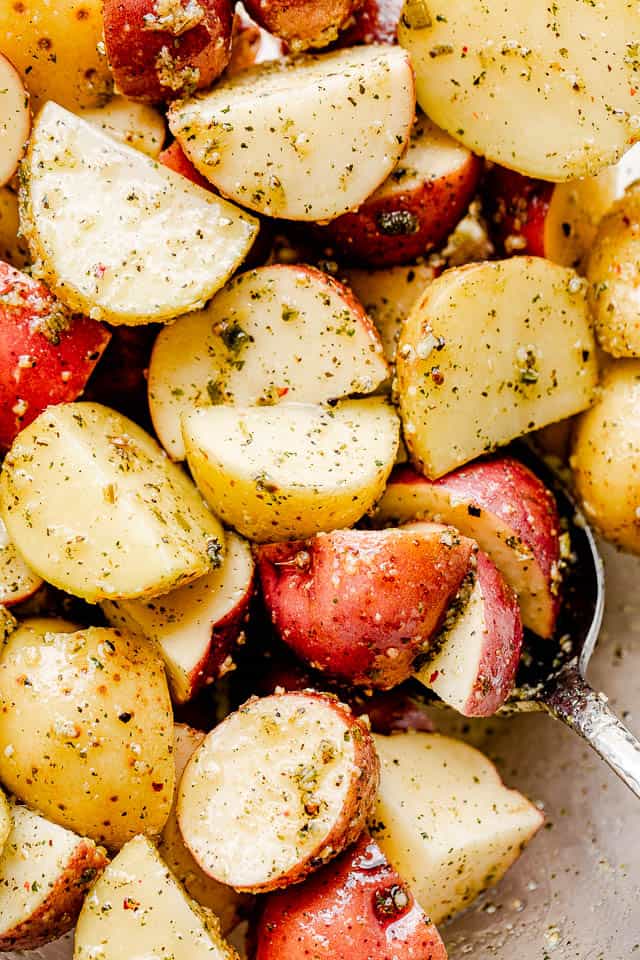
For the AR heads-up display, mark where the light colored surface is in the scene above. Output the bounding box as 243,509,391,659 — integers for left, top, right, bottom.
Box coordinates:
79,97,166,159
0,54,30,187
0,516,42,606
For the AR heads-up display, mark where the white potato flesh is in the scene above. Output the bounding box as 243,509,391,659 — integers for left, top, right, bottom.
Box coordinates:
102,532,254,704
545,167,621,272
20,102,258,325
74,835,236,960
168,45,415,220
399,0,640,181
79,96,166,158
149,263,388,460
0,402,224,602
0,802,107,951
397,257,598,478
0,516,42,607
372,732,544,924
0,54,30,187
183,398,400,542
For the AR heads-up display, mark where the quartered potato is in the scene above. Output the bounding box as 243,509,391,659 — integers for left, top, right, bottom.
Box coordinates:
0,621,175,848
0,402,225,602
20,103,258,325
243,0,361,51
148,263,389,460
168,45,415,220
183,398,400,542
79,96,166,158
0,517,42,607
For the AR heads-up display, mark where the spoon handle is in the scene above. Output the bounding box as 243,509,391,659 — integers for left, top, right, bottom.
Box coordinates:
543,664,640,798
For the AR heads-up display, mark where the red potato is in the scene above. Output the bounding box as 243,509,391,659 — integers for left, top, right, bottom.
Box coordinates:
227,7,287,74
159,140,213,189
414,549,523,717
0,261,110,450
83,323,158,425
0,54,30,188
242,0,363,51
257,525,475,690
254,832,447,960
103,0,234,101
337,0,403,45
322,115,482,267
375,458,562,639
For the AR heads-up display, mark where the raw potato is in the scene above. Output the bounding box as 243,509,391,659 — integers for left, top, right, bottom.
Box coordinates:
243,0,362,51
0,621,175,848
183,398,400,542
0,187,29,268
0,53,30,187
148,263,388,460
1,402,225,602
102,532,254,704
372,732,544,924
177,692,380,892
397,257,598,478
0,0,112,111
587,184,640,357
571,360,640,554
74,835,237,960
159,725,250,932
398,0,640,181
20,103,258,326
0,517,42,607
79,96,166,158
0,802,108,951
168,45,415,220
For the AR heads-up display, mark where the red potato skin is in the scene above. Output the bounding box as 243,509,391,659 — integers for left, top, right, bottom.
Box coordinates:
226,9,287,74
484,166,553,258
242,0,363,50
103,0,234,101
257,527,475,690
336,0,403,45
253,833,448,960
0,261,110,449
84,323,157,426
159,140,213,189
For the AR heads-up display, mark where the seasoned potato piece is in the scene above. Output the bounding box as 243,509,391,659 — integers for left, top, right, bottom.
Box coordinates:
0,802,108,952
20,103,258,326
0,621,174,848
183,398,400,542
0,53,30,187
243,0,362,51
74,835,237,960
79,97,166,158
0,789,8,857
397,257,598,478
178,692,379,891
571,360,640,554
0,187,29,268
148,264,388,460
1,402,225,602
399,0,640,181
0,517,42,607
168,45,415,220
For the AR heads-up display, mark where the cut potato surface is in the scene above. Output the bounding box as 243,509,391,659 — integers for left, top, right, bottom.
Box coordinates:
0,54,30,187
103,532,254,704
177,692,380,892
1,402,224,602
149,263,388,460
397,257,598,478
74,835,237,960
371,732,544,924
0,187,29,268
79,96,166,158
0,517,42,607
168,45,415,220
399,0,640,181
183,398,400,542
0,802,108,951
0,622,175,848
20,103,258,325
0,789,9,856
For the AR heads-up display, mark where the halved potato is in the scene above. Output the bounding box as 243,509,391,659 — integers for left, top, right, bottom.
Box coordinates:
102,532,254,704
399,0,640,181
183,398,400,542
1,402,224,602
397,257,598,478
20,102,258,325
168,45,415,220
79,96,166,158
0,802,108,951
148,263,388,460
0,516,42,607
177,692,379,892
0,53,30,187
0,621,174,848
74,835,237,960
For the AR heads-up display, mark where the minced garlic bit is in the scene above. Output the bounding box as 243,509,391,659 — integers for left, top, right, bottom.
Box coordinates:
143,0,205,36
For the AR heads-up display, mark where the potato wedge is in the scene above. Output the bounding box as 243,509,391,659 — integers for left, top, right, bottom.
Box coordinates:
0,187,29,268
372,732,544,924
168,45,414,220
79,96,166,158
74,835,237,960
178,692,379,892
159,724,250,932
397,257,598,478
398,0,640,181
0,53,30,187
0,517,42,607
1,402,224,602
183,398,400,542
103,532,254,704
149,263,388,459
20,103,258,326
242,0,361,51
0,621,174,848
0,802,107,951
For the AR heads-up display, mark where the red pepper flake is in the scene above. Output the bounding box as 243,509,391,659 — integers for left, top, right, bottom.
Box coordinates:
123,897,141,910
429,670,439,683
277,387,289,398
